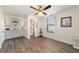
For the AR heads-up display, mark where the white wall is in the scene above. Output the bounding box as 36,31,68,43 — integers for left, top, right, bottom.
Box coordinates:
0,8,5,49
41,6,79,45
23,16,28,38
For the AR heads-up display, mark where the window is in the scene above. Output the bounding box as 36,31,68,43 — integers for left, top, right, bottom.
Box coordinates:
47,14,56,33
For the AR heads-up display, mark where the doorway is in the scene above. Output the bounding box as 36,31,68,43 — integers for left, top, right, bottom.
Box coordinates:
30,19,35,37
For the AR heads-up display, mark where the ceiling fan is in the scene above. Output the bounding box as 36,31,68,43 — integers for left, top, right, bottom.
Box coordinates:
30,5,51,15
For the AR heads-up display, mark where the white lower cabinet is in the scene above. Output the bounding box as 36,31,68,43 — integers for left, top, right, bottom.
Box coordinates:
5,30,24,39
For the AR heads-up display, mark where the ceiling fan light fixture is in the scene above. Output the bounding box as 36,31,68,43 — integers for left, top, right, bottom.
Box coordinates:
38,12,43,15
30,5,51,15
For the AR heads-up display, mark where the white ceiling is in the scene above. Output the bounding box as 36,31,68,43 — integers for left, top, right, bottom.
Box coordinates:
0,5,78,17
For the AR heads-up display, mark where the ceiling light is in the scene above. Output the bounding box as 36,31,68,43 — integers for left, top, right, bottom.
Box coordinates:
39,12,42,15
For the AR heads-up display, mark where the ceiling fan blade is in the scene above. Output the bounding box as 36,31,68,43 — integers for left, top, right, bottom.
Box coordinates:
43,5,51,11
42,12,47,15
34,12,39,15
30,6,39,11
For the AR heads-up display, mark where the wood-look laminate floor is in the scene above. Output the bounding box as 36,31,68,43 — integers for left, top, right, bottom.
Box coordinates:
0,37,79,53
